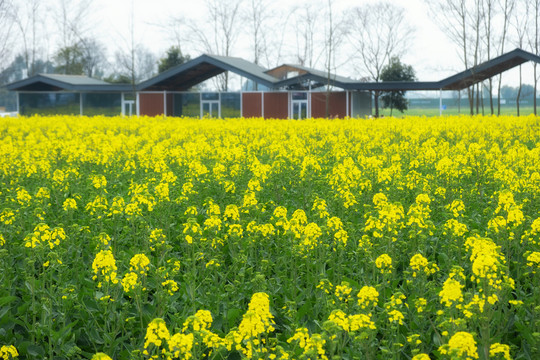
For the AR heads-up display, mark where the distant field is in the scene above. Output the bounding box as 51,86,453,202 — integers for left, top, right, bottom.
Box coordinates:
380,106,539,117
1,115,539,359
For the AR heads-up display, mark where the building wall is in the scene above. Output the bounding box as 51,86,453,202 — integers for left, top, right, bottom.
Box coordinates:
139,93,165,116
351,91,372,118
263,92,288,119
242,93,262,117
137,91,371,119
311,92,347,118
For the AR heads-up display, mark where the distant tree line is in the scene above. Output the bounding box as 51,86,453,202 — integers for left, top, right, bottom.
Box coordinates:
0,0,538,116
425,0,540,115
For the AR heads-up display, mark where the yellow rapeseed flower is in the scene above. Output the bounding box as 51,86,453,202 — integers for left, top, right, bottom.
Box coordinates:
91,353,112,360
376,254,393,274
0,345,18,359
357,286,379,309
439,332,478,359
489,343,511,360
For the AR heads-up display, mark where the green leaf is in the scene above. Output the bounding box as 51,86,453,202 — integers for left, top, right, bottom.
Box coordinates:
0,295,18,307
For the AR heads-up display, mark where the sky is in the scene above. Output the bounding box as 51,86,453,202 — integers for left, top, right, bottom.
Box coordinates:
57,0,538,88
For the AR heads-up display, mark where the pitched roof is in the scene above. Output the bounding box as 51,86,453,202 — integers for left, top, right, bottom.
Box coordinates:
137,54,278,91
7,48,540,93
266,64,357,89
6,73,132,92
437,48,540,90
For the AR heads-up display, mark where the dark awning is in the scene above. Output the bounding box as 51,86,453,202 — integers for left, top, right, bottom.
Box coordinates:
6,74,132,92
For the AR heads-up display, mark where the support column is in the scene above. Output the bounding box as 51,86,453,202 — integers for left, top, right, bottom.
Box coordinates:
346,90,349,117
163,91,167,117
79,92,83,116
261,92,264,118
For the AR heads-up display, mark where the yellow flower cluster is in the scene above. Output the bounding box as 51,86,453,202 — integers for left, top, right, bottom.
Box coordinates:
24,223,66,249
121,271,139,294
149,228,167,251
92,249,119,287
375,253,393,274
91,353,112,360
409,253,439,277
0,345,18,359
438,331,478,359
334,282,352,302
327,310,376,332
364,193,404,240
129,253,150,275
237,292,275,339
287,328,327,360
465,236,512,292
143,318,171,353
526,252,540,273
357,285,379,309
489,343,511,360
439,277,464,308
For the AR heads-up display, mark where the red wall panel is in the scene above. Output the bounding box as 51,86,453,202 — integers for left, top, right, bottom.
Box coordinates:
311,92,347,118
263,92,288,119
242,93,262,117
139,93,165,116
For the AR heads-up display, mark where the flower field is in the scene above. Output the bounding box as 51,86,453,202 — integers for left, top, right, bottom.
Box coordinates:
0,115,539,360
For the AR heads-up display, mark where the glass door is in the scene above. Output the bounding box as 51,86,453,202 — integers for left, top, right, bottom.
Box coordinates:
292,101,308,119
201,92,220,118
201,100,220,118
291,92,308,119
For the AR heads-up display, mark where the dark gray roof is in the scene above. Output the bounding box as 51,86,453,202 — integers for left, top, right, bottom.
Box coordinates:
7,48,540,94
437,48,540,90
269,64,358,89
137,54,278,91
6,74,132,92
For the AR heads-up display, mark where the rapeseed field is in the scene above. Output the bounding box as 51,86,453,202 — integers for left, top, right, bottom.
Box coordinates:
0,115,539,359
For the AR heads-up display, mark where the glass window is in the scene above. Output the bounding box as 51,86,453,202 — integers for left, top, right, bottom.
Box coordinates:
220,92,241,118
19,92,80,116
202,92,219,101
292,92,307,100
173,93,200,117
82,93,122,116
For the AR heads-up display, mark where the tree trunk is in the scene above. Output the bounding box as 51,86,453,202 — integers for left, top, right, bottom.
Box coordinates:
534,64,538,116
489,78,494,114
517,64,522,116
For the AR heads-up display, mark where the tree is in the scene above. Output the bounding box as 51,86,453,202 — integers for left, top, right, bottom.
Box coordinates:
53,43,84,74
114,44,157,84
526,0,540,115
78,37,107,78
347,2,413,117
11,0,46,76
171,0,243,90
244,0,270,66
380,57,416,116
0,0,15,74
158,46,190,73
425,0,478,114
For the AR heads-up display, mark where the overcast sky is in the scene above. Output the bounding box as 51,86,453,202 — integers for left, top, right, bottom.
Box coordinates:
54,0,536,87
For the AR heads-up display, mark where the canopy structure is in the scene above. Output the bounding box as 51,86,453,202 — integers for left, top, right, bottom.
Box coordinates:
6,73,132,92
136,54,278,91
7,48,540,94
6,48,540,118
134,48,540,92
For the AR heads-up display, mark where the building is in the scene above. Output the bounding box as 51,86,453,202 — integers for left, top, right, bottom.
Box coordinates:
6,48,540,118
